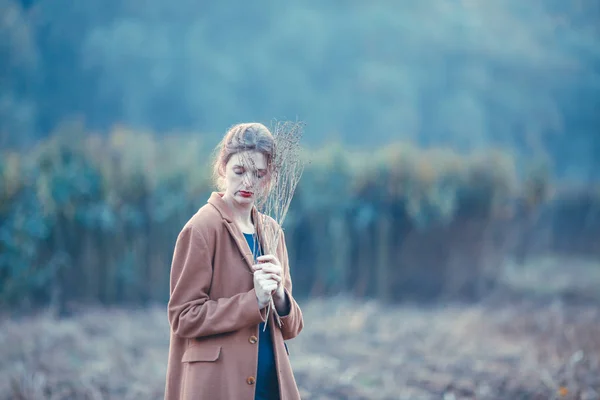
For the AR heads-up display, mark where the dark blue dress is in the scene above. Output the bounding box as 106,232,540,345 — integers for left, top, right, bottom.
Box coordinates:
243,232,280,400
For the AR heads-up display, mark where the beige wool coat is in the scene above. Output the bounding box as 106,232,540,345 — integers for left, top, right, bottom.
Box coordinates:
164,192,304,400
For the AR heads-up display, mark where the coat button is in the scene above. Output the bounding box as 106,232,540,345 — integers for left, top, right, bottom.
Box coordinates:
247,376,256,385
248,335,258,344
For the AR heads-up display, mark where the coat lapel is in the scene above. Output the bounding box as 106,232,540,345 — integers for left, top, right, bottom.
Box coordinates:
224,220,256,273
206,192,282,327
207,192,262,273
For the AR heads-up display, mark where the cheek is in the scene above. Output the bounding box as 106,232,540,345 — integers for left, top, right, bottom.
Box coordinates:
226,174,241,188
257,179,270,190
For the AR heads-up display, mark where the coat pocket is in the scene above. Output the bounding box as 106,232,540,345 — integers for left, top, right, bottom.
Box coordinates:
182,345,221,363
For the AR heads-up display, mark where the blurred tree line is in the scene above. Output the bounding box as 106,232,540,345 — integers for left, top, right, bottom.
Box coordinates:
1,0,599,180
1,126,599,312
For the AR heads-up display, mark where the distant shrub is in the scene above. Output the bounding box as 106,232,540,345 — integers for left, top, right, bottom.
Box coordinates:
0,127,594,309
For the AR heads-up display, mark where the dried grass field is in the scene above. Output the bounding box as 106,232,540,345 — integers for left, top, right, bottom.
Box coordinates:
1,292,599,400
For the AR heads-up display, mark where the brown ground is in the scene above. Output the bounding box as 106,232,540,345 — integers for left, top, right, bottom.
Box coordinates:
1,257,599,400
1,297,598,400
292,298,600,400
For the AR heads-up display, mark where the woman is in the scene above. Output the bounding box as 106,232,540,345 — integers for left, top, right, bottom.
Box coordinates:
164,122,304,400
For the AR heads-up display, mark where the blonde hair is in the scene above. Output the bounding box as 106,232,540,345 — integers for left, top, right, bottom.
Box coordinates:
211,122,275,191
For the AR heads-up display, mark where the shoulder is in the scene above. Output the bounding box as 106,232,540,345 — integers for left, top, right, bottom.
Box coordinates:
258,212,280,230
257,212,286,240
191,202,223,229
257,212,289,252
177,203,224,242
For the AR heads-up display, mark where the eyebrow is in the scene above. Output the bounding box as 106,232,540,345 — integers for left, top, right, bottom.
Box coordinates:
233,164,267,171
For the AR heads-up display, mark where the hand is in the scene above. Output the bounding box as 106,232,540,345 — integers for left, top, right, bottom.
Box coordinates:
252,254,283,309
256,254,285,299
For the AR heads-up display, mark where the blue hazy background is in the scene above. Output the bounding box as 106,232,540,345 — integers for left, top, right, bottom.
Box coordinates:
2,0,599,181
1,2,600,398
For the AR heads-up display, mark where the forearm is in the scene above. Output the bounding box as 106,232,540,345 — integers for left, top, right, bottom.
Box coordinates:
271,229,303,339
273,287,303,340
273,288,291,316
169,288,267,338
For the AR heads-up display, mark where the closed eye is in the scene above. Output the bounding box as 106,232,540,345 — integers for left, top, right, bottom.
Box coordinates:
233,167,245,176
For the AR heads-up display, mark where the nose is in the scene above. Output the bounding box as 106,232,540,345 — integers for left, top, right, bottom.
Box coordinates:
242,172,257,188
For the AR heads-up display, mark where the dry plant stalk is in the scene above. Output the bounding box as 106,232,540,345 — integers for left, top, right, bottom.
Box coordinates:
237,120,305,330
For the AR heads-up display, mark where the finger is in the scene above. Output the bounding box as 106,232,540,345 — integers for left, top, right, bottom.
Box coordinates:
255,273,272,282
259,274,281,283
259,274,280,284
262,276,278,285
258,264,281,275
254,269,277,279
263,283,278,292
256,262,273,271
252,263,280,273
257,254,280,265
261,284,277,293
257,254,274,262
253,270,265,278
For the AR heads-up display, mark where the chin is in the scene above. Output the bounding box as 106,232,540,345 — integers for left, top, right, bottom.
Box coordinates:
235,194,255,204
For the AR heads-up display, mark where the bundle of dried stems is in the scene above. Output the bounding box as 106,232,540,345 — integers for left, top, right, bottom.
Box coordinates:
238,120,305,330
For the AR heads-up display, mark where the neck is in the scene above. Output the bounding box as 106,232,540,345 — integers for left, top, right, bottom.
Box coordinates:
222,193,254,231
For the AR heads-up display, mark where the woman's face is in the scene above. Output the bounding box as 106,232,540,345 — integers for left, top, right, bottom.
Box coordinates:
223,150,270,206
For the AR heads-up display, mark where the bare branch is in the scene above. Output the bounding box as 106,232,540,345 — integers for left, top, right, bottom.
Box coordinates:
236,120,305,329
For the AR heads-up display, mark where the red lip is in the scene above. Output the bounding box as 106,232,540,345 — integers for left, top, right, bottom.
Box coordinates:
239,191,253,198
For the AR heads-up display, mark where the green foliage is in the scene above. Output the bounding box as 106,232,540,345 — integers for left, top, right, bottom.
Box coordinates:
0,129,596,308
1,0,599,181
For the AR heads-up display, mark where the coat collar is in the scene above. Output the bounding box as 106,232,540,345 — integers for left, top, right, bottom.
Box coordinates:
207,192,256,223
207,191,282,328
207,191,264,269
207,191,262,229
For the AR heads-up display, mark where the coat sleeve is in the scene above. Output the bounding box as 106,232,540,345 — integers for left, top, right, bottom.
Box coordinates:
274,229,304,340
167,224,267,339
